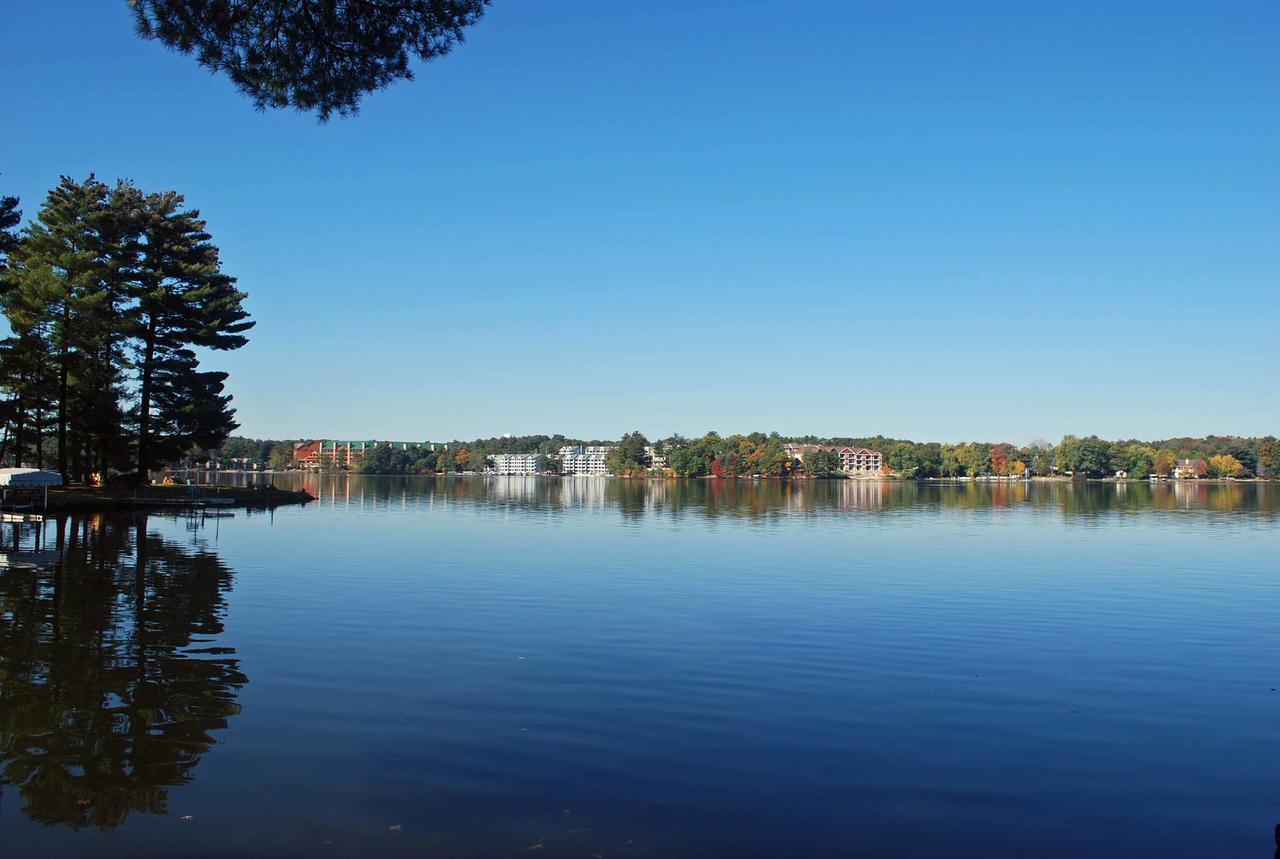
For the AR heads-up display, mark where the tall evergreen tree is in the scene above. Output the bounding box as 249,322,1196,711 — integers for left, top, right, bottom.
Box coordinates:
5,176,117,480
0,176,251,481
131,191,252,482
0,180,24,466
147,349,239,466
0,181,20,292
0,327,56,468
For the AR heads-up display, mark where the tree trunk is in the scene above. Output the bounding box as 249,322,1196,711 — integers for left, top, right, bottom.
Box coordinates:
77,442,85,485
12,399,23,469
34,407,43,470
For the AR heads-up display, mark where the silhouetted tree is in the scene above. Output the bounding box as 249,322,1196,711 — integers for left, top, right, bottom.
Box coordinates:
128,189,251,481
148,350,240,465
131,0,490,120
4,176,116,480
0,181,20,292
1,177,251,481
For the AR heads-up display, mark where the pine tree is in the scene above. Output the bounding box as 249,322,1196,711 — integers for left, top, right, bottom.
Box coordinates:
0,180,27,462
0,176,251,482
131,0,488,120
0,327,56,468
131,190,252,482
147,349,239,466
0,181,20,292
5,176,119,480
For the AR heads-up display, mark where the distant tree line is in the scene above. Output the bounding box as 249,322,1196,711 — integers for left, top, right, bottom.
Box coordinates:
199,431,1280,479
198,437,300,471
0,175,252,484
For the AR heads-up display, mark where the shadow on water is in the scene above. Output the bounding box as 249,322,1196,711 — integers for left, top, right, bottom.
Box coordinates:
0,514,245,831
210,471,1279,523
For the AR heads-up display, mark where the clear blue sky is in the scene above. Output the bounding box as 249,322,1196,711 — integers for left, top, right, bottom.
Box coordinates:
2,1,1276,444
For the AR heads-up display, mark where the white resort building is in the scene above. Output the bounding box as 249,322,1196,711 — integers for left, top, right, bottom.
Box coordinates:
644,445,667,470
558,445,614,475
488,453,541,475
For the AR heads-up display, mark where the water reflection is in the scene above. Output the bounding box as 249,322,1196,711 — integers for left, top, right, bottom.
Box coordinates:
207,472,1279,522
0,515,245,830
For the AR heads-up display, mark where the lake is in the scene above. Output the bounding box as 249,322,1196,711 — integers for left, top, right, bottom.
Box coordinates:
1,477,1277,857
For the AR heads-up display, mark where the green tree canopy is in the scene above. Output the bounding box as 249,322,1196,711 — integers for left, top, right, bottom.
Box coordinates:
0,181,20,290
131,0,489,120
606,431,649,475
887,442,918,475
5,176,117,480
127,188,252,481
0,176,251,483
804,449,842,477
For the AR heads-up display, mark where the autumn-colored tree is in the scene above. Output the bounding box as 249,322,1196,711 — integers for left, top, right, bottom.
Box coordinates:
1153,448,1178,477
990,443,1014,475
1207,454,1244,478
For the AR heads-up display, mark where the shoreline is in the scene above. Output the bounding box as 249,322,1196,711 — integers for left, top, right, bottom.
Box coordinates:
24,484,316,514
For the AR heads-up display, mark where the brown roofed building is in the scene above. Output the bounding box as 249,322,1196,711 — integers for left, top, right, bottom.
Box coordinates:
836,447,883,474
783,444,884,475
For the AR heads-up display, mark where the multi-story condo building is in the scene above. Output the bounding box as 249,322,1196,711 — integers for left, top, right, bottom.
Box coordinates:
558,445,614,475
644,445,667,470
293,440,441,468
488,453,541,475
838,447,883,474
781,443,883,475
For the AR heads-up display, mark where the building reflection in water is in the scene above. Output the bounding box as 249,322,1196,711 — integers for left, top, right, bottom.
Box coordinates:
198,470,1278,523
0,514,245,830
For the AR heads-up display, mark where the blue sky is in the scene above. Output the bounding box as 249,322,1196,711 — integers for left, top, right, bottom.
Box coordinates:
2,1,1277,443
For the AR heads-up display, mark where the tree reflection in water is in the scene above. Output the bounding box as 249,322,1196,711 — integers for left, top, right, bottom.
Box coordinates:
0,514,245,830
265,471,1279,523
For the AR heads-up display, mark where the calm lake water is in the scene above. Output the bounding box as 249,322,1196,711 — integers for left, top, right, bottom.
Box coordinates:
2,477,1277,857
